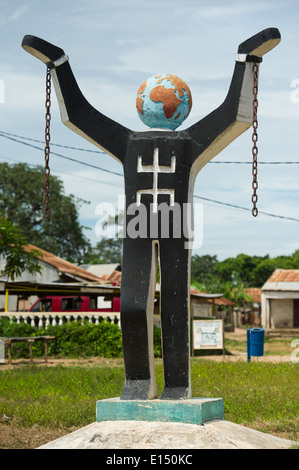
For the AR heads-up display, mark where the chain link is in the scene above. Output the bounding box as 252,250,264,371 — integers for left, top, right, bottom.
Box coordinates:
251,63,259,217
43,68,51,218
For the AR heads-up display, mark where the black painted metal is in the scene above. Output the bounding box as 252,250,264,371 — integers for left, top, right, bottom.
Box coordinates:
22,28,280,400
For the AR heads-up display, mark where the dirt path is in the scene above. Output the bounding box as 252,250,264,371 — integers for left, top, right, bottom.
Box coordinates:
0,422,75,449
0,352,293,370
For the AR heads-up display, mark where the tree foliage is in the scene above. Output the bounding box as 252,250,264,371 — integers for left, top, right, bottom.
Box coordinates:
83,237,122,264
191,250,299,290
0,162,90,262
0,214,42,280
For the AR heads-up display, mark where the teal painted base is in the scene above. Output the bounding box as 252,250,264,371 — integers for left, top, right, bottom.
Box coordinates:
96,397,224,426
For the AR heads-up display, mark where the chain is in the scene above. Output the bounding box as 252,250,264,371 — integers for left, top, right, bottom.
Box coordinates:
251,63,259,217
43,68,51,218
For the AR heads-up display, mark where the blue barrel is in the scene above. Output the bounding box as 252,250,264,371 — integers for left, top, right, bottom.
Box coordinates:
247,328,264,362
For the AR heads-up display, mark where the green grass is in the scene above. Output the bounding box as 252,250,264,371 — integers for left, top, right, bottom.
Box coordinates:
0,360,298,442
0,365,125,428
191,360,298,425
224,336,295,356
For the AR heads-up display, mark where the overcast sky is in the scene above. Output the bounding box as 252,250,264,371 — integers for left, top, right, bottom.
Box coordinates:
0,0,299,261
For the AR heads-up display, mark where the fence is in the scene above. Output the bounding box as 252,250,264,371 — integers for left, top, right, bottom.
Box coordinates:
0,311,121,328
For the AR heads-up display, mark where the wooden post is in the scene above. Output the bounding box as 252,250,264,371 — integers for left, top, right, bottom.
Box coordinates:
28,339,34,363
5,290,9,312
191,308,194,358
7,341,12,365
222,319,225,361
44,338,48,363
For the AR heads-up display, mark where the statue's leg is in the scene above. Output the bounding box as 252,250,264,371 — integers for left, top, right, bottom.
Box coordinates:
120,237,158,400
159,237,191,400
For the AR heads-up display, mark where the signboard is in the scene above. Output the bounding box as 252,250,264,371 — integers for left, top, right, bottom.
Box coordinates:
193,319,224,350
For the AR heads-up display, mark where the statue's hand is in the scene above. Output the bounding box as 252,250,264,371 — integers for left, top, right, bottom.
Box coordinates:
22,35,66,67
237,27,281,58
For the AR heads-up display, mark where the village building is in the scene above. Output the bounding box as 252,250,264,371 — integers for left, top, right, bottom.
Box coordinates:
0,244,106,311
261,269,299,329
0,245,233,328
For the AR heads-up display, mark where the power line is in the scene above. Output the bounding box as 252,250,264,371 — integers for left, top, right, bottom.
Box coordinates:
0,154,123,188
0,131,123,177
210,161,299,165
194,195,299,222
0,130,107,155
1,130,299,165
0,131,298,223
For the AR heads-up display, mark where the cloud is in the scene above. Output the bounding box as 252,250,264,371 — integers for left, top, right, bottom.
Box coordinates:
0,0,298,259
0,2,30,26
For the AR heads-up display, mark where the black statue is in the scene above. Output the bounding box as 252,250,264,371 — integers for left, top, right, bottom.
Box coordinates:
22,28,280,400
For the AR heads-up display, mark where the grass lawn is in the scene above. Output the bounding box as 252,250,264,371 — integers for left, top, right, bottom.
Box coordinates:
224,336,296,356
0,359,298,448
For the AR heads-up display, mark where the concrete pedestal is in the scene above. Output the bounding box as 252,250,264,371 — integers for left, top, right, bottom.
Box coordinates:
36,397,298,449
96,397,224,426
37,420,297,449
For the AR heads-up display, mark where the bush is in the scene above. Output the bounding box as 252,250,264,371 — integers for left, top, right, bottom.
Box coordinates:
43,321,123,358
0,318,163,359
0,318,123,359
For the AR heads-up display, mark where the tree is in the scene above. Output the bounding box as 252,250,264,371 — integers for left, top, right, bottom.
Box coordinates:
83,237,122,264
191,254,218,285
0,162,90,262
191,250,299,291
251,258,277,287
213,253,270,286
0,214,42,281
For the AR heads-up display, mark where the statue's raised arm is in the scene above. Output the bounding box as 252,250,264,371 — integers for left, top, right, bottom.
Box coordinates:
22,35,132,164
187,28,281,173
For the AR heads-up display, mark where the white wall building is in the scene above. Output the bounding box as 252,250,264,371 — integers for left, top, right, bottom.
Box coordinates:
261,269,299,329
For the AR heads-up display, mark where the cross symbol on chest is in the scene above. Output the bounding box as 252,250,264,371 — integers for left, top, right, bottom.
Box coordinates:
136,147,176,213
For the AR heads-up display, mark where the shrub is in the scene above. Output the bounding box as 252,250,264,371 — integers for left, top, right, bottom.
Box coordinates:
43,321,123,358
0,318,122,359
0,318,163,359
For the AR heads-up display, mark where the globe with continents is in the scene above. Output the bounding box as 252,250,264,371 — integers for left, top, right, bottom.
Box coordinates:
136,73,192,131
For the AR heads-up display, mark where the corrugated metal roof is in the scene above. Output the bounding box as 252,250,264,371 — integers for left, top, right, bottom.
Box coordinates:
262,269,299,291
244,288,261,303
24,244,105,283
212,297,235,306
81,264,120,277
102,270,122,285
266,269,299,283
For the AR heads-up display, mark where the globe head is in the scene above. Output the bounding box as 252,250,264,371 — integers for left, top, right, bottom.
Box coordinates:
136,73,192,131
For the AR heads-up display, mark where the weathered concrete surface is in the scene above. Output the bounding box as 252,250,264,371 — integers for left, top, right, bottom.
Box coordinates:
37,420,297,449
96,397,224,425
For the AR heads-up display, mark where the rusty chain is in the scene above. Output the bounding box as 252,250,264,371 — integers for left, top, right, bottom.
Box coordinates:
43,68,51,218
42,61,260,219
251,63,259,217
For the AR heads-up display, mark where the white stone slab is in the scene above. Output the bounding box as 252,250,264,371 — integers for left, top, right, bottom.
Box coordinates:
37,420,297,449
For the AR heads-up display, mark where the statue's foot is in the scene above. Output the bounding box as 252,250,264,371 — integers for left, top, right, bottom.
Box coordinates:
160,386,191,400
120,379,157,400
